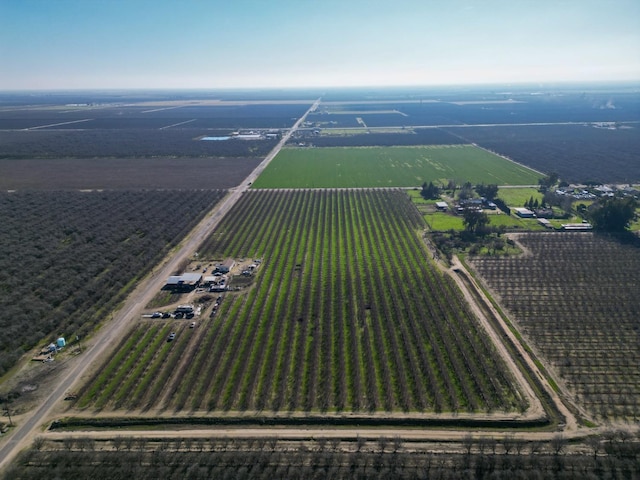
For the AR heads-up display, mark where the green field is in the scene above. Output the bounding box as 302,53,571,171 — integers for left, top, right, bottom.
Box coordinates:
497,187,543,207
252,145,541,188
424,213,465,231
423,211,542,232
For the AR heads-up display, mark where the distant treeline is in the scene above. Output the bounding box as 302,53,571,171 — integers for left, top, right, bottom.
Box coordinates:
0,130,278,159
449,124,640,184
293,128,463,147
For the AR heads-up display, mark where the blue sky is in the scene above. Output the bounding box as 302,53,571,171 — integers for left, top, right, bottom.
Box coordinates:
1,0,639,90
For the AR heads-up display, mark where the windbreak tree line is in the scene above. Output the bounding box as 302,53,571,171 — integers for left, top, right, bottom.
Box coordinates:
0,190,225,377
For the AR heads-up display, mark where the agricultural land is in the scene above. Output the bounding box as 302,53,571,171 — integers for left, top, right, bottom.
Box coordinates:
0,85,639,478
468,232,640,422
0,190,225,379
74,189,527,416
251,145,541,188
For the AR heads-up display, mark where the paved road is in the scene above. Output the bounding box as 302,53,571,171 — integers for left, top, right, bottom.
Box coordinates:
0,98,320,472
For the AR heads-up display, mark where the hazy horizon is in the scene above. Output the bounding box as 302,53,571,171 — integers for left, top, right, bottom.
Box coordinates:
1,0,639,90
1,79,639,95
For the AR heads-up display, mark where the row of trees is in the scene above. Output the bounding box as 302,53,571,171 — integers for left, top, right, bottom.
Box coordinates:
452,123,640,184
421,181,499,202
0,190,225,379
83,189,523,414
0,129,278,159
9,431,640,479
295,128,464,148
469,232,640,420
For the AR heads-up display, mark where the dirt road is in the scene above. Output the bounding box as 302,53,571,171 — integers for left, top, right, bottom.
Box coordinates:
41,426,586,444
446,256,580,434
444,257,545,422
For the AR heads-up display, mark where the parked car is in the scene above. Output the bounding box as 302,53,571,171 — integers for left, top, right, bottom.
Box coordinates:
167,332,176,342
162,312,171,318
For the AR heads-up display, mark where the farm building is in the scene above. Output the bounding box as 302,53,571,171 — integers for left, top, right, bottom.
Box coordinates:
435,201,448,211
561,223,593,231
202,275,217,285
215,259,235,274
457,197,496,212
460,198,484,208
513,207,535,218
537,218,553,229
164,272,202,292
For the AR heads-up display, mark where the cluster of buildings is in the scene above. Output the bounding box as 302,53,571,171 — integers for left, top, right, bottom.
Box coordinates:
232,129,280,140
200,130,281,142
164,259,236,293
454,197,497,213
556,184,639,200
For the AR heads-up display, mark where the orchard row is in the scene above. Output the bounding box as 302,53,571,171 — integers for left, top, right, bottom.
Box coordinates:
469,232,640,420
78,189,524,414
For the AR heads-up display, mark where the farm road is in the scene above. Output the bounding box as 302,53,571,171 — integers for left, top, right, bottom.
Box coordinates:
41,425,588,445
0,98,320,472
445,256,580,434
444,258,545,423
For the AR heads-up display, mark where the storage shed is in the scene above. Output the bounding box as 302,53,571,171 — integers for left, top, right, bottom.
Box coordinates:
164,273,202,292
513,207,535,218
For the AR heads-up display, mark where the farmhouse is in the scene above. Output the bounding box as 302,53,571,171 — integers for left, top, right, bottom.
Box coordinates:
164,272,202,292
460,198,483,208
513,207,535,218
456,197,496,212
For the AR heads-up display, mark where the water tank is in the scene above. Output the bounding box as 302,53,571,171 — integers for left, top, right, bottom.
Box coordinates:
56,337,66,348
